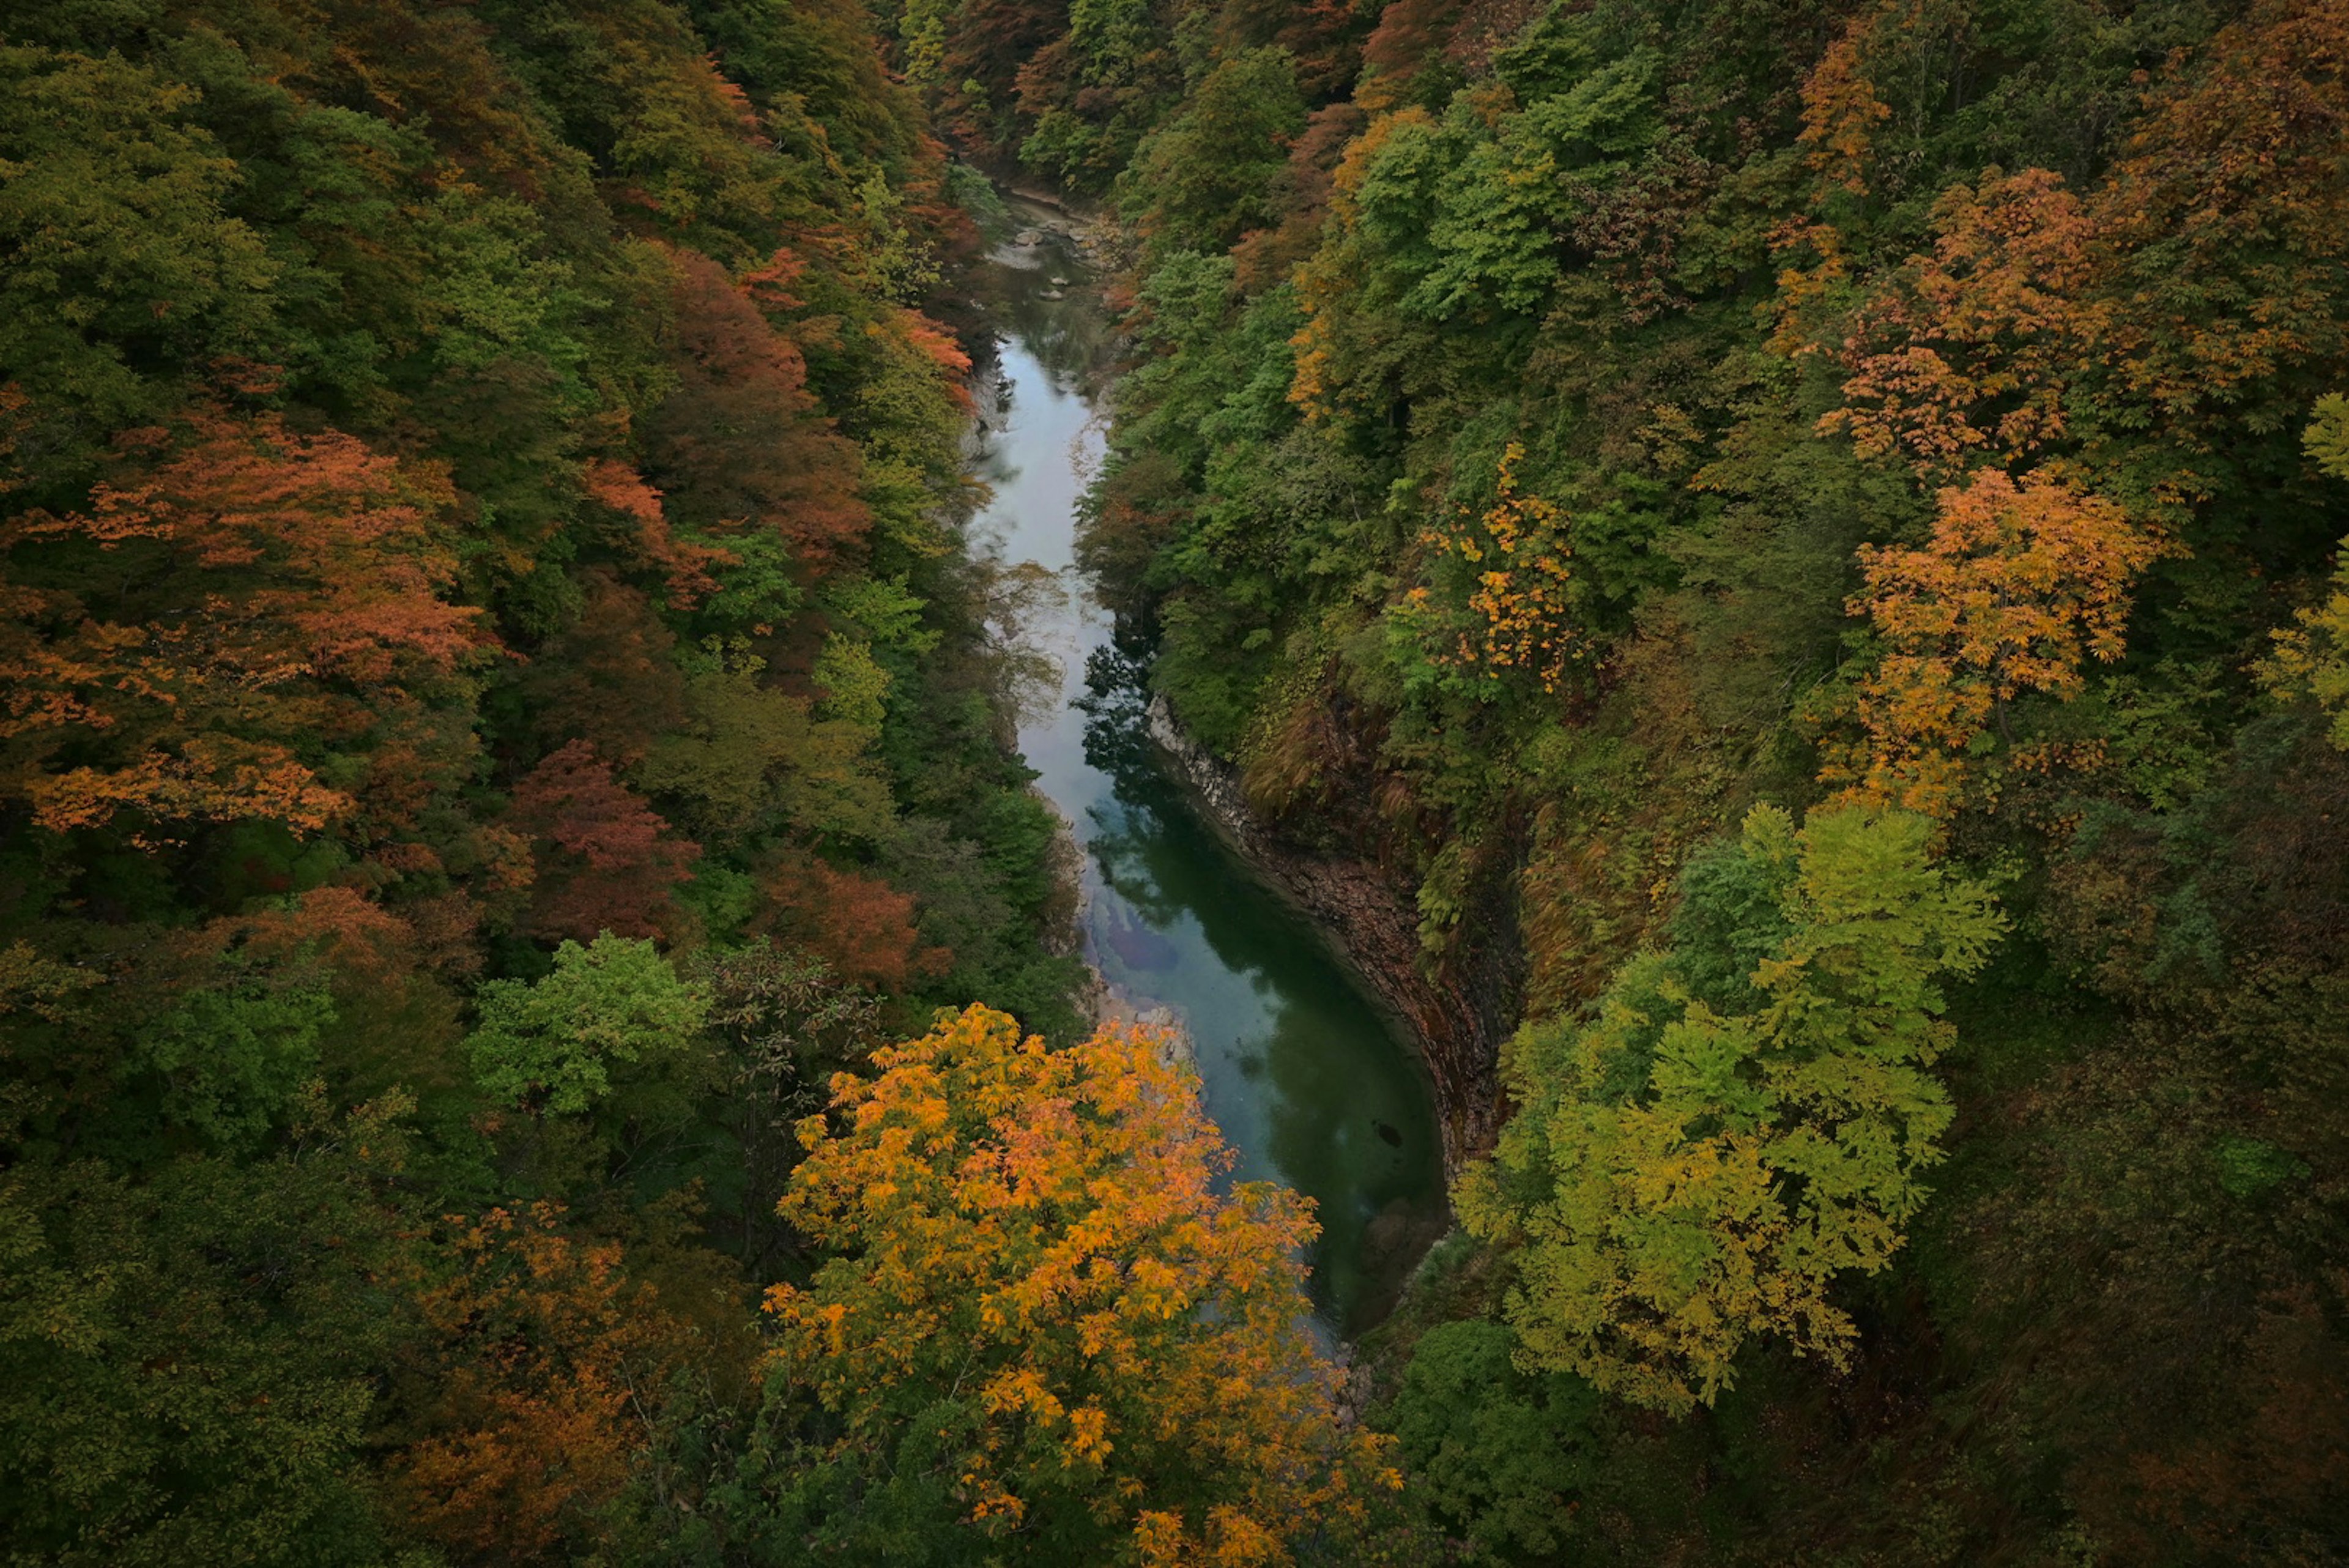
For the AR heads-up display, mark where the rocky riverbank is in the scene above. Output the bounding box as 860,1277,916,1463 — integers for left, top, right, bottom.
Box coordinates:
1143,695,1509,1175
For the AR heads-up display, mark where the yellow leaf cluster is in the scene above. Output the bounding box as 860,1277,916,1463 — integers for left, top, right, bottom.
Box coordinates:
765,1005,1397,1561
1417,442,1586,693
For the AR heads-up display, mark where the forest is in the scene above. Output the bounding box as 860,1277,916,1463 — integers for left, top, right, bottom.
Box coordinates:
1,0,2345,1563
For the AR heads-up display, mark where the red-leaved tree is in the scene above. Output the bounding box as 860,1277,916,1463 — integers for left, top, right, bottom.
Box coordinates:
641,250,867,571
1,403,491,841
508,740,699,943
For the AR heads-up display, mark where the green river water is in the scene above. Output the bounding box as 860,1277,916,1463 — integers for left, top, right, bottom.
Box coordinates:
970,198,1447,1334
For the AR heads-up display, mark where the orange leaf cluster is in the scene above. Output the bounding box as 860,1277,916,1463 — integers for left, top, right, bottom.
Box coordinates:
392,1205,694,1563
581,458,734,610
1835,467,2168,814
0,404,492,839
1765,2,1908,352
766,1005,1398,1563
1827,168,2109,477
754,852,949,993
1795,6,1896,198
1415,442,1586,693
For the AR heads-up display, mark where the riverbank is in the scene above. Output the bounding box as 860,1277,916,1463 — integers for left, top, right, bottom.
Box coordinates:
1143,695,1506,1176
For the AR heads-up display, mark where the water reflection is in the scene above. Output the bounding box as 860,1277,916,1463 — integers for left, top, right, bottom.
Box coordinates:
971,195,1445,1334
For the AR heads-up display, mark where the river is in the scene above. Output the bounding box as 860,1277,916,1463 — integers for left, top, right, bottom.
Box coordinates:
965,195,1448,1335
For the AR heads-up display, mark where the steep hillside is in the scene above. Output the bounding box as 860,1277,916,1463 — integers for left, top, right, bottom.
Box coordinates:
897,0,2349,1558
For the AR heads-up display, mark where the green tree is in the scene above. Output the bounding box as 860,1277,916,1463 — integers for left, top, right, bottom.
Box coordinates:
466,935,708,1117
141,981,336,1154
1458,804,2005,1411
0,45,279,459
0,1096,417,1567
1123,48,1305,253
1386,1319,1599,1562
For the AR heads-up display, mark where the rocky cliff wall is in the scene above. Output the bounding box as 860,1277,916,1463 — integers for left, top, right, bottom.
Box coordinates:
1144,695,1515,1173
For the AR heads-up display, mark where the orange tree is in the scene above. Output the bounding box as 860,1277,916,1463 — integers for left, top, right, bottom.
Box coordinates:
1402,442,1588,697
1830,465,2169,814
744,1005,1401,1566
0,401,489,842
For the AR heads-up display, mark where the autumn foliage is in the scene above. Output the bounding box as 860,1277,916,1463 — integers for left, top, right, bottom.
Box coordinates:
0,0,1099,1563
1835,467,2168,814
391,1205,700,1563
1827,168,2107,477
1,404,488,838
508,740,700,942
1411,442,1587,694
754,852,948,992
643,250,867,570
764,1005,1400,1563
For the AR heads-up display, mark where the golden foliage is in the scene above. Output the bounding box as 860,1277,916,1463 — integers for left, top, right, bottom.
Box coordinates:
1830,467,2168,814
1411,442,1587,693
766,1005,1398,1562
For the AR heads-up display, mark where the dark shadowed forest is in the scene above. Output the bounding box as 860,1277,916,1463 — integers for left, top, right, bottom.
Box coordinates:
3,0,2346,1562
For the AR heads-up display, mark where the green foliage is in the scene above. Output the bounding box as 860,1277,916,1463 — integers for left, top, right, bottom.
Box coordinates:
2210,1134,2308,1201
466,935,708,1115
1053,0,2349,1555
1124,47,1305,251
1387,1320,1600,1561
0,43,278,456
0,1115,415,1567
1459,804,2003,1411
141,981,335,1153
2308,392,2349,482
2260,394,2349,748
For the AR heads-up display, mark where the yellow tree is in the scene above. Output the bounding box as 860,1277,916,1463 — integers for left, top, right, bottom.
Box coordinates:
1832,466,2168,814
2261,393,2349,747
1408,442,1587,694
1458,805,2003,1413
761,1005,1398,1566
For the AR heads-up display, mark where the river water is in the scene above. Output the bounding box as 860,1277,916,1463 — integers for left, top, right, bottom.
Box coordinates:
967,198,1447,1334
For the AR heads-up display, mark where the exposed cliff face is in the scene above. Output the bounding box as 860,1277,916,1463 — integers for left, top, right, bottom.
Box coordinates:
1146,696,1518,1173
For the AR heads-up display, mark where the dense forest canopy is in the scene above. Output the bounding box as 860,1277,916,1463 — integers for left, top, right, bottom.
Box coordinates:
1017,0,2349,1558
3,0,2347,1561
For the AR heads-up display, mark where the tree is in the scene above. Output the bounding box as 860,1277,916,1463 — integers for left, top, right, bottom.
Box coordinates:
1826,167,2108,478
1834,465,2169,814
2262,393,2349,746
1,403,490,841
697,940,881,1269
642,248,867,571
1402,441,1589,696
2088,0,2349,452
1123,48,1307,253
753,852,947,992
466,934,709,1117
0,47,280,448
754,1005,1400,1564
1386,1319,1599,1562
0,1101,417,1567
1458,804,2003,1413
508,741,702,943
139,978,336,1154
387,1203,705,1564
